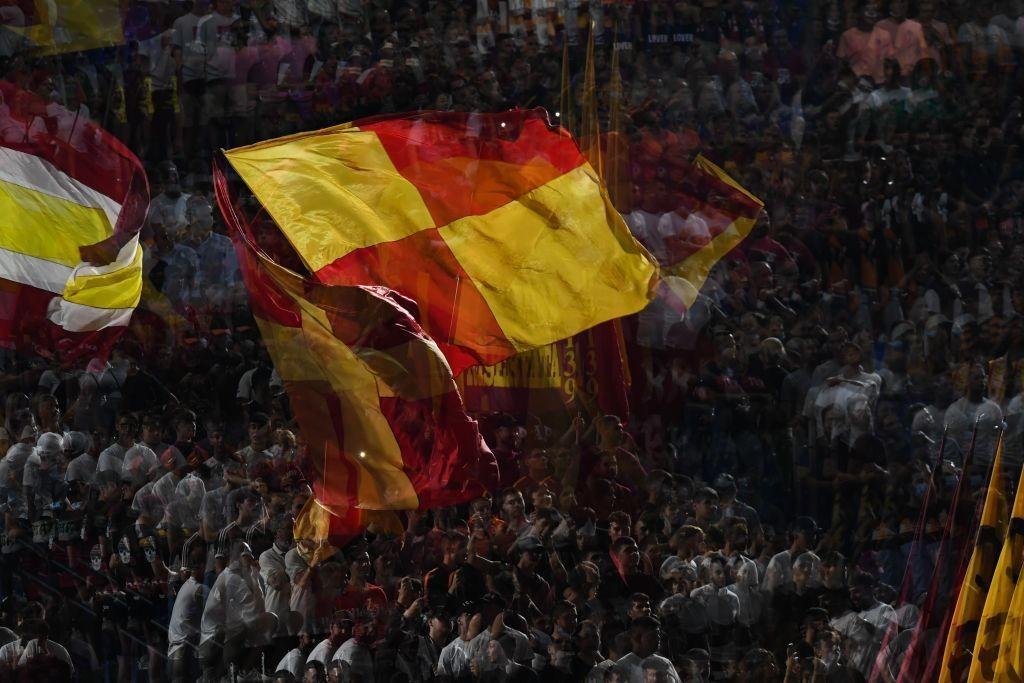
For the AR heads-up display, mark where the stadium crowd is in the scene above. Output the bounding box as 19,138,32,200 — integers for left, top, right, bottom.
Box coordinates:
2,0,1024,680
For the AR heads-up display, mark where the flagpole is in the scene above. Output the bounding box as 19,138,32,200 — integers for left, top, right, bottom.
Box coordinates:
897,417,982,682
869,425,947,683
924,425,1004,683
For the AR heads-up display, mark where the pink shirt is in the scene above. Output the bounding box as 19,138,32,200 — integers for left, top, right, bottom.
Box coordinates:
837,26,895,83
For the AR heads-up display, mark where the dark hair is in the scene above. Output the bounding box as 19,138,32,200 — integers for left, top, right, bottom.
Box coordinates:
611,536,638,555
631,615,661,634
694,487,719,504
608,511,631,528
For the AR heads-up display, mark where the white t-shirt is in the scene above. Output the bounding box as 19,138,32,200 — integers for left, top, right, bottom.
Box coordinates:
615,652,681,683
172,11,207,82
168,576,209,655
436,637,474,679
197,11,239,81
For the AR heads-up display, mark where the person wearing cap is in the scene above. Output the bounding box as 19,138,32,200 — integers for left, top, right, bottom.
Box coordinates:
761,517,820,595
120,442,161,488
63,432,96,486
21,432,64,523
436,601,478,679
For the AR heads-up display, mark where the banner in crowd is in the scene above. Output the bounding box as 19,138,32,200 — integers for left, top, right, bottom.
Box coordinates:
459,319,629,419
0,80,148,362
216,162,497,542
1,0,123,55
222,108,658,376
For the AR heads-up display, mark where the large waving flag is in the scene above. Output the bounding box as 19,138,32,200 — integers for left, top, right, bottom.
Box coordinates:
971,464,1024,681
659,154,764,310
222,109,658,375
1,0,123,56
215,162,497,542
937,436,1008,683
0,81,147,362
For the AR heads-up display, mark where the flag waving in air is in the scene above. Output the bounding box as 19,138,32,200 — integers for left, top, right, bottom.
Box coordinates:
215,161,497,544
222,108,658,375
0,80,148,362
1,0,123,56
972,462,1024,681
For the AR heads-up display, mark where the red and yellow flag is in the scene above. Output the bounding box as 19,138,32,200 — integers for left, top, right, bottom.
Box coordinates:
659,154,764,311
938,436,1009,683
0,80,147,362
971,464,1024,681
223,109,658,376
1,0,123,55
216,163,498,541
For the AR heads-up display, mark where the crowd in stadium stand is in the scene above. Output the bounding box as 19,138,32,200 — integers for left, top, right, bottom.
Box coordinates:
2,0,1024,680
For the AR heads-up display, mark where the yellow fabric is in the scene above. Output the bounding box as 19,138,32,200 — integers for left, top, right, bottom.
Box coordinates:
994,542,1024,680
939,438,1008,683
292,497,339,566
63,241,143,310
970,466,1024,682
256,258,419,511
438,163,657,352
225,125,434,272
9,0,123,55
0,178,111,266
662,155,763,310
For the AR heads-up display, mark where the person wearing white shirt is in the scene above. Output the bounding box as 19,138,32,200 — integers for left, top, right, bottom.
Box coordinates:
274,632,315,680
613,616,681,683
167,560,209,681
259,519,298,637
944,363,1005,468
830,575,897,678
0,620,74,676
305,615,350,668
96,414,141,480
199,541,277,678
331,629,374,681
762,517,821,594
437,606,476,679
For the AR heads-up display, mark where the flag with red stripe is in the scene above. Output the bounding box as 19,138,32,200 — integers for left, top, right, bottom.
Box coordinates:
0,80,148,362
215,159,498,542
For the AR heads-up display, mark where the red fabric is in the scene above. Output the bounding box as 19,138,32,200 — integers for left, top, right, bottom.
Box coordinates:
362,109,585,227
315,228,516,375
215,156,499,540
0,82,148,363
0,80,146,214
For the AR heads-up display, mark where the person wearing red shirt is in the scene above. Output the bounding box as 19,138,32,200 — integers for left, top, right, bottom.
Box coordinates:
333,548,387,617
